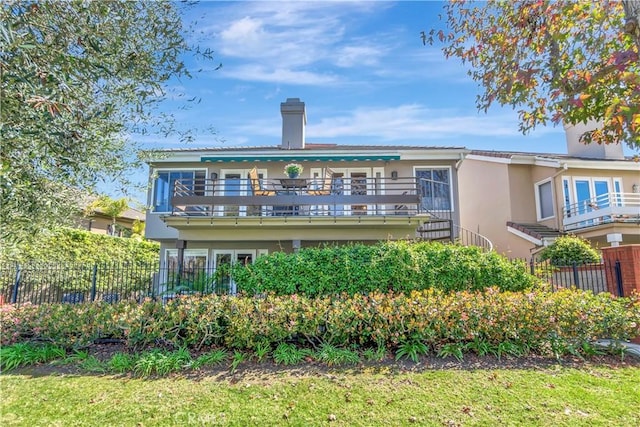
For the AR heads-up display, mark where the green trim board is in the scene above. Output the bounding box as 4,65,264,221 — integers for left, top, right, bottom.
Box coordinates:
200,155,401,163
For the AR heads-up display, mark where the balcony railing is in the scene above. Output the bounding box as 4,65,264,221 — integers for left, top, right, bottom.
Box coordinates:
563,192,640,231
170,177,424,217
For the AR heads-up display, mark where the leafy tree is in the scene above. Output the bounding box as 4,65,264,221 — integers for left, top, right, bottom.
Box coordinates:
131,219,146,240
537,235,600,266
424,0,640,150
87,196,130,236
0,1,216,248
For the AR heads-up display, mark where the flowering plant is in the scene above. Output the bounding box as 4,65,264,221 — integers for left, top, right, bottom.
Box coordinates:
284,163,303,176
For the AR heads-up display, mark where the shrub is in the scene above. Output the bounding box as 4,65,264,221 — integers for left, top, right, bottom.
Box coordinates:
233,241,540,296
0,228,160,296
2,290,638,361
537,235,600,266
0,227,159,264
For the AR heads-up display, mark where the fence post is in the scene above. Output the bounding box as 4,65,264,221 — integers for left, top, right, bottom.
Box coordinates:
448,219,454,243
614,260,624,297
11,262,21,304
572,261,580,288
90,263,98,302
529,258,535,276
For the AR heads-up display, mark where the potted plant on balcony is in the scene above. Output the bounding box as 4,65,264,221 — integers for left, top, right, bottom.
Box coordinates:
284,163,304,178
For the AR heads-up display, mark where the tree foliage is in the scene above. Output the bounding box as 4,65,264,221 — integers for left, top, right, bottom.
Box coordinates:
86,196,130,234
424,0,640,151
537,235,601,265
0,1,215,247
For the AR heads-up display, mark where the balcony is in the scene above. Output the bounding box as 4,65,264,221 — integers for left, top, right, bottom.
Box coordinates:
162,177,431,241
563,193,640,232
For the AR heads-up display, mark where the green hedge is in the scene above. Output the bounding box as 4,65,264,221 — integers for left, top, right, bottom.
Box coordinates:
232,241,540,296
3,289,638,358
537,235,600,266
0,227,159,264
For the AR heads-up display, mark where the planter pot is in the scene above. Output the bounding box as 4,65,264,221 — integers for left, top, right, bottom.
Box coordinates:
288,172,300,179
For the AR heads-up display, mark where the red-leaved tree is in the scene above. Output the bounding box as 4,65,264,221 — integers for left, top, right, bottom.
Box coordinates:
425,0,640,151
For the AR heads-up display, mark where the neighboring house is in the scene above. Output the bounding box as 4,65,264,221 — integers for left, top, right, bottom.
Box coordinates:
145,98,476,279
458,121,640,259
80,206,145,237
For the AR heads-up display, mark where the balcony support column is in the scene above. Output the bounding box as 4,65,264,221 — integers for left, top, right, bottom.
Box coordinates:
292,239,301,253
176,240,187,286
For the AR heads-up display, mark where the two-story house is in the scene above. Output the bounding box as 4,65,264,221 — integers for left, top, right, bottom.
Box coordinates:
145,98,474,280
457,121,640,259
145,99,639,276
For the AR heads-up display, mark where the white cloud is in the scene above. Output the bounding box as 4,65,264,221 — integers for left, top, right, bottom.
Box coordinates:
306,104,524,141
192,1,394,85
219,65,340,85
335,44,384,68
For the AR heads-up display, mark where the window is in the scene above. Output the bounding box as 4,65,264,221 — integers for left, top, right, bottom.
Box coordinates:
562,178,572,217
416,168,452,211
165,249,208,270
153,170,206,212
535,180,554,220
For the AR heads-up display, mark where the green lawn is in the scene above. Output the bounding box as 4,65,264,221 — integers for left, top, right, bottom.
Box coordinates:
2,364,639,426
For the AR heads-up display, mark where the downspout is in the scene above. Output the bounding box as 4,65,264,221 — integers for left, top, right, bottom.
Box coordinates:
453,152,466,241
549,162,569,232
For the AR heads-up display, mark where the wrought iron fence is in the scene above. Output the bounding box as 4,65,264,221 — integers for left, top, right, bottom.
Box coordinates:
0,262,235,307
525,258,624,295
0,257,629,306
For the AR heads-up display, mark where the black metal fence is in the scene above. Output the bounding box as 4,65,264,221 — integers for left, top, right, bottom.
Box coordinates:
0,258,629,306
0,262,235,307
525,258,617,295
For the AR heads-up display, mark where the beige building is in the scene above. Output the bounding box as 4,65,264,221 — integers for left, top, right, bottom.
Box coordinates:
458,122,640,259
145,99,639,278
80,206,145,237
145,99,479,283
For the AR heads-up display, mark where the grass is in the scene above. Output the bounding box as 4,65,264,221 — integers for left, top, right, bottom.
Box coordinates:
2,365,639,426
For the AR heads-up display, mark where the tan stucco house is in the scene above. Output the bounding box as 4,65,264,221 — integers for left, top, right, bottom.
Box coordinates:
458,122,640,259
145,99,639,276
145,98,476,278
80,205,145,237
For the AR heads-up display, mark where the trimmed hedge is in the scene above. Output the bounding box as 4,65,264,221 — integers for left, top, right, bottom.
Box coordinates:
3,289,638,358
0,227,159,264
233,241,540,296
537,235,600,266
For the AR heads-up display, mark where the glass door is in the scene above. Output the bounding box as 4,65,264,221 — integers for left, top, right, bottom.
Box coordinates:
163,249,209,295
213,250,256,294
219,170,248,216
593,179,610,209
574,178,611,226
329,168,371,215
574,179,592,216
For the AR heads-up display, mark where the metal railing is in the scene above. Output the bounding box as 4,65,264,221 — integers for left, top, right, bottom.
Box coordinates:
563,192,640,231
525,258,622,295
0,262,236,307
170,177,424,217
415,176,493,251
0,257,632,306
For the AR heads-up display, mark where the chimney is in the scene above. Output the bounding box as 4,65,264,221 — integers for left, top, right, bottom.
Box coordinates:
280,98,306,149
564,120,625,159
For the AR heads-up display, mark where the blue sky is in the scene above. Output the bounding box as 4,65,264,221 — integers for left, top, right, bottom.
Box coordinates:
121,1,636,203
146,0,574,152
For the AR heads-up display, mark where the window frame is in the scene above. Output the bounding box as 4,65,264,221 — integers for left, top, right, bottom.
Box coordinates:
151,168,208,213
413,166,454,212
534,178,555,221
